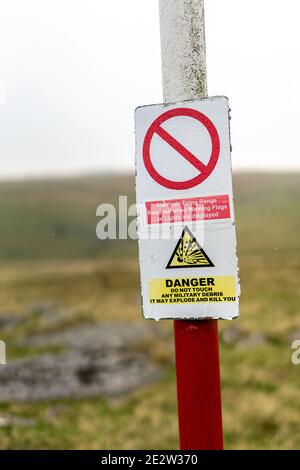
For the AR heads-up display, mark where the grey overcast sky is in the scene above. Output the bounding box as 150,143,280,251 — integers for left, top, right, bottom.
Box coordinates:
0,0,299,179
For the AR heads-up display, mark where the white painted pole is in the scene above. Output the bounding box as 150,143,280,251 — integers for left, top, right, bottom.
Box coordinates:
159,0,224,450
159,0,208,102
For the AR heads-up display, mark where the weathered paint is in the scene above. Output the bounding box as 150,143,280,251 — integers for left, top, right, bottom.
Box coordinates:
159,0,207,102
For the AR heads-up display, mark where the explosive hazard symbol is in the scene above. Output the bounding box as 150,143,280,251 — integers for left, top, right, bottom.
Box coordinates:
166,226,214,269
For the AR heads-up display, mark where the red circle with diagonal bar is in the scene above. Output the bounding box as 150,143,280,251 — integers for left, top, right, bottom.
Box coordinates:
143,107,220,190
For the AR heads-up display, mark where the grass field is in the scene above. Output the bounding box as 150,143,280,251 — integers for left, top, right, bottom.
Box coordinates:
0,172,299,449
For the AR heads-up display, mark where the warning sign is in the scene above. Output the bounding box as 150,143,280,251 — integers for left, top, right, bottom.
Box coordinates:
166,226,214,269
149,276,237,305
142,107,220,190
135,96,240,320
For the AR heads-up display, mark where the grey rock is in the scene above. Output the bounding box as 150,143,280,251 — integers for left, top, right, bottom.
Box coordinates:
0,313,26,332
0,349,161,402
236,332,267,350
221,325,246,345
19,323,163,351
0,415,35,427
289,330,300,342
0,322,165,402
221,326,267,350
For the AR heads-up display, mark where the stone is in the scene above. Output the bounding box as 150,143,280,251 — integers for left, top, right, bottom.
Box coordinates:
0,313,26,332
289,330,300,342
0,349,161,402
19,323,163,351
0,322,165,402
221,325,246,346
221,326,267,350
236,332,267,350
0,415,35,427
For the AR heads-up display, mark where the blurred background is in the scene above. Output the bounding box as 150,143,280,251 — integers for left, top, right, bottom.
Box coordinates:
0,0,299,449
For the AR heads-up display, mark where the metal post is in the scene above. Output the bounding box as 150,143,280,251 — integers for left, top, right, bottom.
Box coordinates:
159,0,224,450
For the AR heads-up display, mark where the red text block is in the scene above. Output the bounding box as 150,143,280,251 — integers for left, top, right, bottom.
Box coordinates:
146,194,231,224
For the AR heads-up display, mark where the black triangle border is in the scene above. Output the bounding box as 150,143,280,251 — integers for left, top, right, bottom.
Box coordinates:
166,225,215,269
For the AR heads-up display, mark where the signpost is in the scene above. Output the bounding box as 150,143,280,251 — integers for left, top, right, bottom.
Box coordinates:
135,0,240,449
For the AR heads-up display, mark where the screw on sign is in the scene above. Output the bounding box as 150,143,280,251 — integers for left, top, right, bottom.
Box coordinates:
142,107,220,190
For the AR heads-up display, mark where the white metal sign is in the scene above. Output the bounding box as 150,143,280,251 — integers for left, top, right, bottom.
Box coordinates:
135,96,240,320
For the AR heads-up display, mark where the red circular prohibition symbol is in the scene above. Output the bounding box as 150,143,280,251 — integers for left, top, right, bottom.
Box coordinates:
143,108,220,190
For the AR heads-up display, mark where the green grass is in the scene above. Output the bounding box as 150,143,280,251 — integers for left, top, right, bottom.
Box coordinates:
0,172,299,449
0,174,136,260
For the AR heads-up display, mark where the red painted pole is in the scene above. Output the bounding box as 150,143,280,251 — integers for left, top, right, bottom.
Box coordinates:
174,319,224,450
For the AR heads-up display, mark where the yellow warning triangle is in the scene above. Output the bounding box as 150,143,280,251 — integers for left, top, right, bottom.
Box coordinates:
166,226,214,269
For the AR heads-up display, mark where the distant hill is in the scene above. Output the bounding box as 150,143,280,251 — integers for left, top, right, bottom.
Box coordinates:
0,172,299,260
